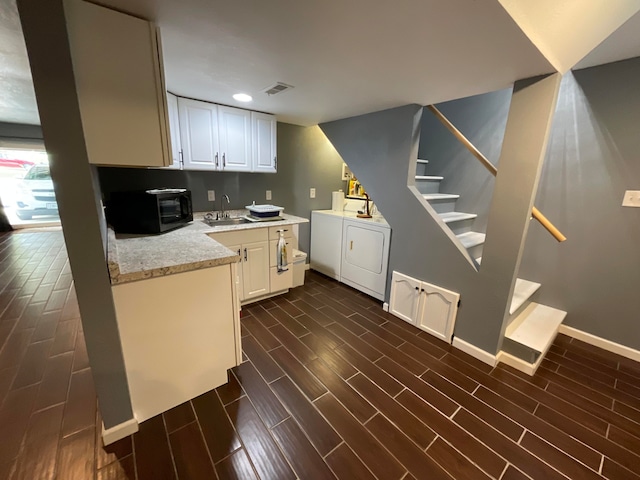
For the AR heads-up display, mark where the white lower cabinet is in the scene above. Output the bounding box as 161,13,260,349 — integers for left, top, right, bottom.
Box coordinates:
310,211,390,300
112,263,240,423
242,240,269,300
389,271,460,343
209,225,297,304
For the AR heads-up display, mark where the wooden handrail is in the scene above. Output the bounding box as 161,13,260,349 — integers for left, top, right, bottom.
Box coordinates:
426,105,566,243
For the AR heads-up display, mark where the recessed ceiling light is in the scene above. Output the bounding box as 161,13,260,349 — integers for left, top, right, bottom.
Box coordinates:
233,93,252,102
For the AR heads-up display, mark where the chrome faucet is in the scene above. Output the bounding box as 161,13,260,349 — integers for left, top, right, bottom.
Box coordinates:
220,194,230,219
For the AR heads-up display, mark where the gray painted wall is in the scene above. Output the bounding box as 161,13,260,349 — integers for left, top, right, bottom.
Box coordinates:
18,0,133,429
320,77,560,355
98,123,345,256
519,58,640,350
418,88,512,232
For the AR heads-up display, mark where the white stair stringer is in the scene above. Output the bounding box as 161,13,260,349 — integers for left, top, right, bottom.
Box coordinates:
499,302,566,375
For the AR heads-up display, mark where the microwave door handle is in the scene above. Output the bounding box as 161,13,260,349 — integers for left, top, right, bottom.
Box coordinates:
181,195,192,218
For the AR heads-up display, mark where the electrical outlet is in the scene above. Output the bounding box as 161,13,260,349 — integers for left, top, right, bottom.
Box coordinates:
622,190,640,207
266,190,272,201
207,190,215,202
310,188,316,199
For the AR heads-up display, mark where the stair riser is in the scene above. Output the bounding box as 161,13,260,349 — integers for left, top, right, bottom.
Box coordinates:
466,243,484,260
428,198,457,213
446,218,475,236
416,163,429,176
502,337,541,364
507,290,541,328
416,180,441,194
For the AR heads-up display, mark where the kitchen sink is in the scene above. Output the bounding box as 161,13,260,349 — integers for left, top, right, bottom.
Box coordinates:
203,217,252,227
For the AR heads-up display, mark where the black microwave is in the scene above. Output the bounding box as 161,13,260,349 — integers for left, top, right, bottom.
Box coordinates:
107,189,193,234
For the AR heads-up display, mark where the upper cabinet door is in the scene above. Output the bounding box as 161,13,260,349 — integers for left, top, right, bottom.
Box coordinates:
178,98,220,171
218,106,252,172
165,92,182,169
251,112,277,173
66,0,171,167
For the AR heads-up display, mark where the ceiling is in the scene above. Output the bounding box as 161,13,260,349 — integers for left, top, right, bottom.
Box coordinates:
1,0,639,127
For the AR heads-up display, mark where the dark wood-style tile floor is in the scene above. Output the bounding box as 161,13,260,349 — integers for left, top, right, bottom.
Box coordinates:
1,230,640,479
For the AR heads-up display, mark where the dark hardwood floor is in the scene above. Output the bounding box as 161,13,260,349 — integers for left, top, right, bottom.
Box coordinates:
1,230,640,479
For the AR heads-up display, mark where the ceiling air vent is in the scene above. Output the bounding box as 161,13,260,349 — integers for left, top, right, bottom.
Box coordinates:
263,82,294,96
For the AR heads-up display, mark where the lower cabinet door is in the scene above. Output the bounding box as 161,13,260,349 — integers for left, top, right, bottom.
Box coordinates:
242,240,270,300
270,266,292,292
416,282,460,343
389,271,420,325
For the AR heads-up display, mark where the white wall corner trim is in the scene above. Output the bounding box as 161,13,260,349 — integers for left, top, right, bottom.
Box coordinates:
559,325,640,364
383,302,389,312
452,337,497,367
102,418,139,446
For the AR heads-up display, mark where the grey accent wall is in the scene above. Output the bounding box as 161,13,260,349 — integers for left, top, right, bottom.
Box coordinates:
321,79,560,355
98,123,345,255
18,0,133,429
520,58,640,350
418,88,512,232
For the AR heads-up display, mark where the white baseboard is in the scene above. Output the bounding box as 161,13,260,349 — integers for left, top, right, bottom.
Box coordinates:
383,302,389,312
559,325,640,363
452,337,497,367
496,350,544,376
102,418,139,446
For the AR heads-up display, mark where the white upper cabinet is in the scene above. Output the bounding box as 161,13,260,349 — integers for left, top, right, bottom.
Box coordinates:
65,0,171,167
252,112,277,173
169,96,277,173
165,92,182,169
178,98,220,171
218,106,252,172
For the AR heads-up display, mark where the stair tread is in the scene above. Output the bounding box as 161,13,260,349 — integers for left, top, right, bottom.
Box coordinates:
505,303,566,353
439,212,477,223
456,231,485,249
509,278,542,315
415,175,443,181
423,193,460,200
416,159,429,164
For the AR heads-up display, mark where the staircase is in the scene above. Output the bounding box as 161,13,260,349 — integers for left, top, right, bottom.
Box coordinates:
416,159,485,261
418,158,566,375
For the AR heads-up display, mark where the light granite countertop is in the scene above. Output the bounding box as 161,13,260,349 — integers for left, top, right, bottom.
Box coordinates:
107,210,309,285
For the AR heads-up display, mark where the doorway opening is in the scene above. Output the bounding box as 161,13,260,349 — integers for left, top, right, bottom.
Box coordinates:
0,148,61,228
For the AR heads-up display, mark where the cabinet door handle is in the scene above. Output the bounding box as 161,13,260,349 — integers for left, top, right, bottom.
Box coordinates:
415,286,419,291
244,248,248,261
350,240,353,250
237,248,241,257
215,153,219,167
223,153,226,168
178,150,184,168
274,156,277,169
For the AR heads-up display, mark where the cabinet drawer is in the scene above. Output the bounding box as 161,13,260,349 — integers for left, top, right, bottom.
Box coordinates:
208,227,268,247
268,225,293,240
269,237,299,267
270,266,292,293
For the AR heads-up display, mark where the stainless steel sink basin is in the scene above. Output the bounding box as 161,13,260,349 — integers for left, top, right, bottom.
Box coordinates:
203,217,252,227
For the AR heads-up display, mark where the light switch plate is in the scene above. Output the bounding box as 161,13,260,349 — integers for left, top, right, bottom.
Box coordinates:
207,190,215,202
310,188,316,199
622,190,640,207
266,190,272,201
